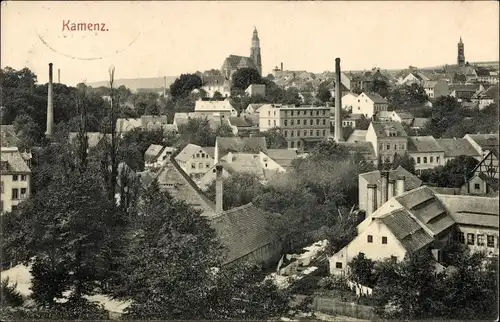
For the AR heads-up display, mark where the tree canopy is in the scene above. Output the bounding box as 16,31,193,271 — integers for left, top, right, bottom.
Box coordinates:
170,73,202,101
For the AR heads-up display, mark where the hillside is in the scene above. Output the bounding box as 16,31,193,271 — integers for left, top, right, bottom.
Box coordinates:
87,76,178,92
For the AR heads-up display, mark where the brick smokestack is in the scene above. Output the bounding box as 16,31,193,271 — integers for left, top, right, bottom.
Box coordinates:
380,170,389,204
215,165,224,213
163,76,167,97
396,176,405,196
281,62,283,71
388,179,395,200
367,184,378,216
334,58,344,142
58,68,60,83
45,63,54,137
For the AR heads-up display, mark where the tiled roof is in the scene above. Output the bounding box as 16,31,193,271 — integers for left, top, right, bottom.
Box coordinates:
0,125,21,147
68,132,111,149
371,122,407,138
246,104,264,112
363,92,388,104
450,212,499,229
395,186,455,237
266,149,299,169
474,85,499,100
202,75,226,86
466,134,499,150
209,203,277,264
195,100,235,112
144,144,165,162
219,153,263,177
216,137,267,157
173,112,197,125
378,208,434,252
435,138,480,158
229,117,255,127
174,143,206,163
450,84,480,92
141,115,169,129
116,118,141,133
137,170,155,188
337,142,377,160
394,111,414,120
423,80,438,88
360,166,422,191
204,147,215,158
0,147,31,173
346,130,368,143
155,157,215,216
223,55,257,71
407,136,444,153
411,118,429,128
435,194,499,218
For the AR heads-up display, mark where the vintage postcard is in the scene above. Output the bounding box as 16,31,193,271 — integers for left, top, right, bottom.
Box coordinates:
1,1,499,320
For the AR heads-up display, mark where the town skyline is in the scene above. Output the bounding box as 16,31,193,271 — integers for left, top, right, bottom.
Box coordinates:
2,1,499,86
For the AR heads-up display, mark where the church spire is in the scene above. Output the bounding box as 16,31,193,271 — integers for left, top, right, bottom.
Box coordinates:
250,27,262,76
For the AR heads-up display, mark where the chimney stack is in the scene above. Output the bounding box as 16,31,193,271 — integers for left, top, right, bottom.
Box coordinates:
45,63,54,137
164,76,167,97
281,62,283,71
334,58,344,142
388,179,395,200
396,176,405,196
58,68,60,83
367,184,378,216
215,165,224,213
380,170,389,204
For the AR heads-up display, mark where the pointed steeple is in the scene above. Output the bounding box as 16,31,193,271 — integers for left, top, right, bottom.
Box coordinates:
253,27,259,40
459,36,463,44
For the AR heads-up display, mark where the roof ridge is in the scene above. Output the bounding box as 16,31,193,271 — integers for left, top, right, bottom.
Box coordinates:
210,202,256,220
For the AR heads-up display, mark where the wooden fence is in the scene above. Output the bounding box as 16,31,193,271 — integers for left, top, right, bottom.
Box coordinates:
313,295,377,320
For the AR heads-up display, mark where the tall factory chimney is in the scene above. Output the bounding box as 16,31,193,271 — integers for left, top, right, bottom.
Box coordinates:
334,58,344,142
163,76,167,97
45,63,54,137
281,62,283,71
58,69,60,83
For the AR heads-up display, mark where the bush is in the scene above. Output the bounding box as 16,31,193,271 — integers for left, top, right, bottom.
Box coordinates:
1,278,24,307
318,276,350,291
0,299,109,320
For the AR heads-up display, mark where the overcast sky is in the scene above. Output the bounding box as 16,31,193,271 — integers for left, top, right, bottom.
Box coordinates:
2,1,498,86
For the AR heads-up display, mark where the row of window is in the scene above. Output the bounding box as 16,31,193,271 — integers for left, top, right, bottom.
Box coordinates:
190,163,211,170
284,129,327,138
416,156,441,164
194,152,210,159
278,109,328,117
12,175,27,182
379,143,406,151
367,235,388,244
267,118,328,127
11,188,27,200
458,232,496,248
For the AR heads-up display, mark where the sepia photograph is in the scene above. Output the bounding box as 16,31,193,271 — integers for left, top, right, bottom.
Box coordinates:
0,0,499,320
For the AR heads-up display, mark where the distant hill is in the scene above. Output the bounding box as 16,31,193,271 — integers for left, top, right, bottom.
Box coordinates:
87,76,178,92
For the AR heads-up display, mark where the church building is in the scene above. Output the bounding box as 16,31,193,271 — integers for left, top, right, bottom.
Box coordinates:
221,28,263,80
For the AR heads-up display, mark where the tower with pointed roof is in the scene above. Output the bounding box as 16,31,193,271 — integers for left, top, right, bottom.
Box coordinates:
250,27,262,76
457,37,465,67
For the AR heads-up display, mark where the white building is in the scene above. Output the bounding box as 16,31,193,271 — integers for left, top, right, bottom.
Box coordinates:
350,92,388,118
174,144,215,179
1,147,32,214
407,136,445,171
144,144,175,169
194,99,238,119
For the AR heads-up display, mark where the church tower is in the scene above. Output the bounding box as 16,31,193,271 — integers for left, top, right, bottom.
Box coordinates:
457,37,465,67
250,27,262,76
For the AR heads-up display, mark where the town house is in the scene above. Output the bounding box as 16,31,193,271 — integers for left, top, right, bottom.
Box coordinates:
194,99,238,119
462,149,498,196
407,136,445,172
352,92,388,118
423,80,449,99
174,144,215,180
1,147,32,214
366,121,408,162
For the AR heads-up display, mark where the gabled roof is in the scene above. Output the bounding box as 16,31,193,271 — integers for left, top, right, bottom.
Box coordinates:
436,138,481,158
229,117,255,127
175,143,209,163
394,186,455,237
195,100,235,112
0,147,31,173
216,137,267,157
116,118,141,133
378,208,434,252
223,55,257,71
422,80,438,88
360,166,422,191
338,142,377,160
201,75,226,86
144,144,165,162
209,203,277,264
470,148,498,174
68,132,111,149
407,136,444,153
346,130,367,143
155,157,215,216
371,122,407,138
394,111,414,120
376,111,393,119
465,133,499,151
266,149,300,169
204,147,215,158
219,153,263,177
363,92,388,104
246,103,265,112
435,194,499,228
450,84,480,92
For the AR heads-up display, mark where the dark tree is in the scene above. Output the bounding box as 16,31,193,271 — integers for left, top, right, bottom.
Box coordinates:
261,127,287,149
231,68,264,91
317,83,332,103
170,74,202,100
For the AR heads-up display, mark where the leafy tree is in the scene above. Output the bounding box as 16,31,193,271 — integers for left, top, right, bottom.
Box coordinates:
281,87,301,106
12,114,43,150
368,79,390,98
215,123,234,137
1,278,24,307
355,115,371,130
212,91,224,101
317,83,332,103
116,188,224,319
177,117,216,147
388,83,428,108
170,74,202,101
348,253,376,288
419,155,478,188
231,68,263,91
390,152,416,174
452,72,466,83
205,172,263,211
261,127,287,149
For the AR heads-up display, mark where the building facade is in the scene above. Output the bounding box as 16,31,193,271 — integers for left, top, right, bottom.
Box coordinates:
174,144,215,179
259,104,331,149
366,122,408,162
1,147,32,214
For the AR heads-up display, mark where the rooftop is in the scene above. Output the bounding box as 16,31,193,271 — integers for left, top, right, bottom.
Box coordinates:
266,149,300,169
465,133,499,150
174,143,208,163
371,121,407,138
407,136,444,153
216,137,267,157
0,147,31,173
144,144,165,162
363,92,388,104
360,166,422,192
435,138,480,158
